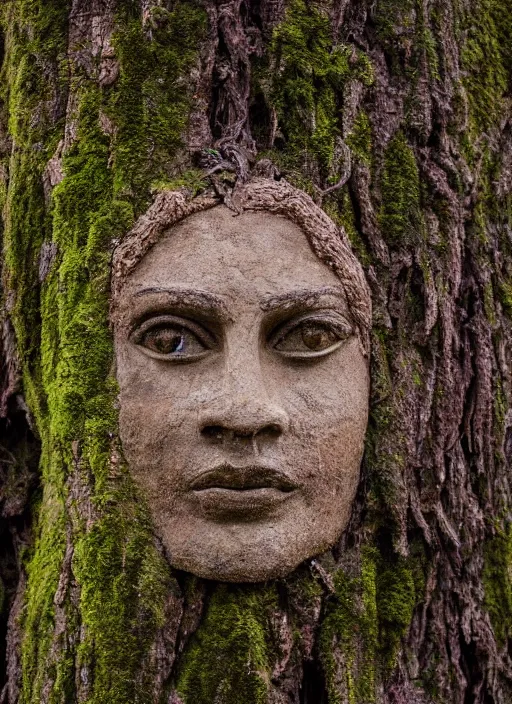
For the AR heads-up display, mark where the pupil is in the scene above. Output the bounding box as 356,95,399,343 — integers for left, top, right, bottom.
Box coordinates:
150,328,185,353
302,326,333,350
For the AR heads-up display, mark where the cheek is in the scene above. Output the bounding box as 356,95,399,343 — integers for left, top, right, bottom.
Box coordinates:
116,355,198,479
116,347,228,500
276,349,369,483
279,347,369,424
118,393,199,473
116,342,210,431
118,393,195,513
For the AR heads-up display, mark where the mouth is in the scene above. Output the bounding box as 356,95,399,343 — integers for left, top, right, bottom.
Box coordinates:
188,464,298,519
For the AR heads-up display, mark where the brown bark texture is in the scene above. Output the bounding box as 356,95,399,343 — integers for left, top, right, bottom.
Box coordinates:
0,0,512,703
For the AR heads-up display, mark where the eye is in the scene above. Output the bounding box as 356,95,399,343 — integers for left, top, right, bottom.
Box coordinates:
270,314,353,359
131,315,216,361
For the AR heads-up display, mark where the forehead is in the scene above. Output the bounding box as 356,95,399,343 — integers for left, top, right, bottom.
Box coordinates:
125,206,341,296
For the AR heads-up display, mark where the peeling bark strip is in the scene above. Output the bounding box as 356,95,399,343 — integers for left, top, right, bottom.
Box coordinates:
0,0,511,703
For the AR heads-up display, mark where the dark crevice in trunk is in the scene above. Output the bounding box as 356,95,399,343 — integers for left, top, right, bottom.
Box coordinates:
300,659,328,704
0,406,39,695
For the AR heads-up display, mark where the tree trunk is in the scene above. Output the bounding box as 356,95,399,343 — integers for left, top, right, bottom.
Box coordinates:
0,0,511,702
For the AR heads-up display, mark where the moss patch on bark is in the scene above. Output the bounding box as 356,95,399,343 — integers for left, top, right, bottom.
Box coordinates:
268,0,373,178
319,550,378,704
1,1,206,701
177,584,279,704
378,131,424,248
483,523,512,647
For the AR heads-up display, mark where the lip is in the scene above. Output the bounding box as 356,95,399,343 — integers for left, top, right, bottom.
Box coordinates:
189,464,298,519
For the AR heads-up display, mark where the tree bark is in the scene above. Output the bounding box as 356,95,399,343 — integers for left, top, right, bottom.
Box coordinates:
1,0,512,702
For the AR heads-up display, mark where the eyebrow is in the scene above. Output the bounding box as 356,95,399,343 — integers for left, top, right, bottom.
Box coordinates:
133,287,232,320
260,286,347,312
131,285,347,319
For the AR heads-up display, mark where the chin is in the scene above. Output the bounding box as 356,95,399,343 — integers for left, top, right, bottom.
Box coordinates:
164,517,342,583
170,550,304,583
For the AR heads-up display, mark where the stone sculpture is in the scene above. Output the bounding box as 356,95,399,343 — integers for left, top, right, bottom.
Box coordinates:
112,177,372,581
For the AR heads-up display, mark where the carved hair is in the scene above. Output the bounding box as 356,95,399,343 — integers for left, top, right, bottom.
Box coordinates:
112,177,372,354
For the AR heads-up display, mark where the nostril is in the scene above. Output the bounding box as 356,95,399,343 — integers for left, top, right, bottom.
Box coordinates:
257,423,282,440
201,425,225,442
200,422,283,443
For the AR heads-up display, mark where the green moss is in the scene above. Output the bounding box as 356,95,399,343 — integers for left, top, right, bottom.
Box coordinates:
269,0,373,176
420,24,440,82
379,131,423,247
373,0,416,73
375,555,417,669
319,544,421,696
0,0,69,429
374,0,416,43
108,1,207,207
459,0,511,135
499,279,512,318
374,0,440,83
177,584,278,704
20,475,68,702
0,5,70,696
364,329,408,531
2,1,206,701
73,498,175,702
345,111,372,166
319,548,378,704
20,84,167,703
323,189,371,267
150,168,209,197
483,281,497,327
1,0,69,145
362,333,426,675
483,523,512,647
316,544,422,700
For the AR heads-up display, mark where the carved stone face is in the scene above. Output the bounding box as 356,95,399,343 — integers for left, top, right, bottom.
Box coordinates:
114,206,369,582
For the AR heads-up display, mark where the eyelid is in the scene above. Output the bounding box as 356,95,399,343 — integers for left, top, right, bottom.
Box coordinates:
130,314,218,354
268,311,353,358
126,294,232,331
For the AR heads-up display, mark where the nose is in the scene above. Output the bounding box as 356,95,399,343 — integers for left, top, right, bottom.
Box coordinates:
201,422,283,447
198,370,289,447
